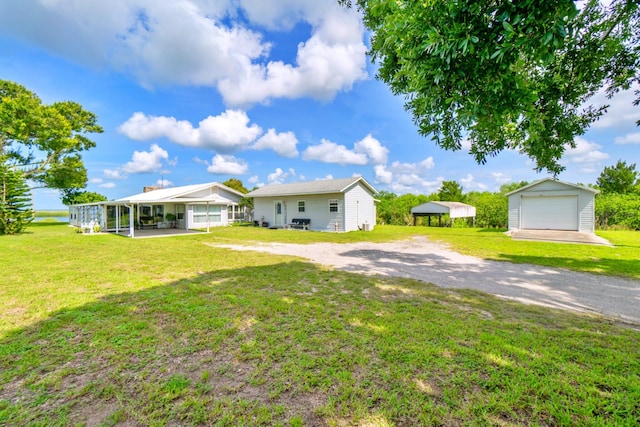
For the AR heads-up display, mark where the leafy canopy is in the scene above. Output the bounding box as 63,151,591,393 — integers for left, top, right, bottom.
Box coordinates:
0,80,103,190
341,0,639,175
61,189,108,206
437,180,465,202
596,160,640,194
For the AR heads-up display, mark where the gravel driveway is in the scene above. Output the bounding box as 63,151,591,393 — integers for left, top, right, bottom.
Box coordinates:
211,236,640,324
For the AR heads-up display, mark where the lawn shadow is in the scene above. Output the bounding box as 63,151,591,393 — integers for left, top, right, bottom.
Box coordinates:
0,260,452,426
2,259,639,426
332,247,640,324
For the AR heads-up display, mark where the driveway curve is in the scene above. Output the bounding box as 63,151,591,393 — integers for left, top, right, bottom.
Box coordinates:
211,236,640,324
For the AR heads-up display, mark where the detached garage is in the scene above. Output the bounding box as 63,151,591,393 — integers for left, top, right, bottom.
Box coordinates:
506,178,598,233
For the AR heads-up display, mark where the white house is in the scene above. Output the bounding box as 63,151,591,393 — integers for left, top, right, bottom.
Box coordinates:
69,182,245,237
247,177,378,232
506,178,599,233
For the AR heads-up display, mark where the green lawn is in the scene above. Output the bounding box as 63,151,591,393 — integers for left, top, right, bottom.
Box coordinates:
1,224,638,426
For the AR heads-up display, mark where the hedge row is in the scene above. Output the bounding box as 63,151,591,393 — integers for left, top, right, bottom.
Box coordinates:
595,193,640,230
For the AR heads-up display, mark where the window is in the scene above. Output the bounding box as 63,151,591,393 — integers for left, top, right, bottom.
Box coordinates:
298,201,305,213
193,205,222,223
329,199,339,213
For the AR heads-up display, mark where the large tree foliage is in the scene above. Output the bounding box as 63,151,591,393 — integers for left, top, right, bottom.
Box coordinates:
222,178,254,210
0,80,103,190
342,0,639,174
0,162,33,234
596,159,640,194
437,180,465,202
222,178,250,194
61,189,108,206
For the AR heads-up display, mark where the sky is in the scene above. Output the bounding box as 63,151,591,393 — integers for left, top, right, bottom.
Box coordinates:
1,0,639,210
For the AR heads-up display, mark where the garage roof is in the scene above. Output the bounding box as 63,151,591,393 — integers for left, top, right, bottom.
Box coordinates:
505,177,599,196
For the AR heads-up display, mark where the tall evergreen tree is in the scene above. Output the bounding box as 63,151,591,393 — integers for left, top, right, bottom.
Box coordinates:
0,163,33,235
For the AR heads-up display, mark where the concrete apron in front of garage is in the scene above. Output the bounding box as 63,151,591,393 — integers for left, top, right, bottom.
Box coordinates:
507,230,612,246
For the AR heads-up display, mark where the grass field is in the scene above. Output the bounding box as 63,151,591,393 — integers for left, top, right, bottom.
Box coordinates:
33,210,69,218
1,224,638,426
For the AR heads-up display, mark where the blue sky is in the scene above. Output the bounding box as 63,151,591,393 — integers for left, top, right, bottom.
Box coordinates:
1,0,639,210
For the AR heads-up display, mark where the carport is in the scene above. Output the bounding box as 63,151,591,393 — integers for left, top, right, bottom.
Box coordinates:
411,201,476,226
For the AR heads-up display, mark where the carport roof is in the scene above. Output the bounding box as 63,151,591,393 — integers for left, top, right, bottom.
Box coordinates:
411,201,476,217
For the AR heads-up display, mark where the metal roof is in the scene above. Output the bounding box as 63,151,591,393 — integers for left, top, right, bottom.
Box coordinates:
505,177,599,196
411,201,476,218
112,182,244,204
247,176,377,197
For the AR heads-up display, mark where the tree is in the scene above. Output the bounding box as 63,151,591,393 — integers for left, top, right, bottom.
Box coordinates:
438,180,465,202
222,178,249,194
596,160,640,194
61,189,108,205
341,0,639,175
0,163,33,234
499,181,530,194
0,80,103,191
222,178,253,211
466,191,508,228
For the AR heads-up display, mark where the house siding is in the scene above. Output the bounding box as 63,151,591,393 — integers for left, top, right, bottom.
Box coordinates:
507,196,521,230
578,191,595,233
343,182,376,231
253,194,346,231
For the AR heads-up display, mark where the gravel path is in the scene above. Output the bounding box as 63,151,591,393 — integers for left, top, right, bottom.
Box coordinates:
211,236,640,324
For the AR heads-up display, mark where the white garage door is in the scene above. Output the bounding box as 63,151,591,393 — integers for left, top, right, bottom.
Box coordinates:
521,196,578,230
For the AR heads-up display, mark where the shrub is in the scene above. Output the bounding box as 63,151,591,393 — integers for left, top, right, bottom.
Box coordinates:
595,193,640,230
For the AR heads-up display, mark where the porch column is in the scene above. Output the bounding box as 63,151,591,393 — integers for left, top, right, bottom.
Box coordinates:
206,202,210,232
128,204,135,238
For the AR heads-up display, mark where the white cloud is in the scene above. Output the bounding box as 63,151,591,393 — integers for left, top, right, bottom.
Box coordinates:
491,172,511,185
252,129,299,157
217,7,367,107
0,1,367,106
374,165,393,185
121,144,170,174
373,157,440,194
267,167,292,184
460,174,488,191
118,110,262,153
88,178,103,184
104,169,125,180
301,135,390,166
586,86,640,130
205,154,248,175
155,178,173,188
615,132,640,145
316,174,334,181
302,139,368,166
248,175,260,185
354,134,388,165
99,182,117,189
387,157,435,174
565,137,609,164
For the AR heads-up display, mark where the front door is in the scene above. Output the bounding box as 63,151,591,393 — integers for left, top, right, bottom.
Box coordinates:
274,201,284,227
